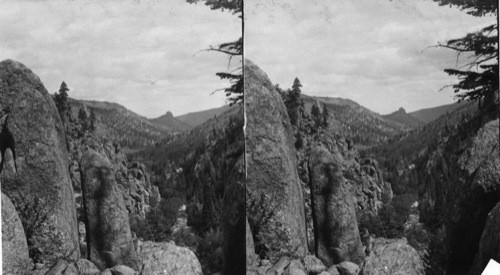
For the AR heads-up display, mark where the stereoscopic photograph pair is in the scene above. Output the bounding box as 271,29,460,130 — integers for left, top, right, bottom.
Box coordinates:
0,0,498,274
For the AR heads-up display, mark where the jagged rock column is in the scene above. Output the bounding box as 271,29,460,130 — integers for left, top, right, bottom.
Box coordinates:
80,149,139,270
308,146,365,266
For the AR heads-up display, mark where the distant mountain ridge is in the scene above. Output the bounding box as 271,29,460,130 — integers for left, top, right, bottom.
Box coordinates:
382,107,425,129
175,105,231,127
409,102,466,123
68,98,173,149
301,94,409,145
149,111,192,132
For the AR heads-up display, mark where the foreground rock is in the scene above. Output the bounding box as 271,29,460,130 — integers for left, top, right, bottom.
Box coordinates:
247,218,257,267
361,238,424,275
137,241,202,275
471,201,500,275
80,149,139,270
2,192,32,273
336,261,359,275
245,59,308,261
0,59,80,265
308,146,365,266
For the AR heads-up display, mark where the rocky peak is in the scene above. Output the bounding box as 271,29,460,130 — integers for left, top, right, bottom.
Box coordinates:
165,111,174,118
398,107,407,114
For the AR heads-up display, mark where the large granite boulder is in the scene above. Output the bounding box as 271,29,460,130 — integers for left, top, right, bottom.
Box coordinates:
245,59,308,261
308,146,365,266
0,59,80,264
361,238,424,275
1,192,32,273
80,149,139,270
137,241,202,275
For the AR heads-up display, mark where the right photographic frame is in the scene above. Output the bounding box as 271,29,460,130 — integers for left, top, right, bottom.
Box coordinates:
244,1,499,274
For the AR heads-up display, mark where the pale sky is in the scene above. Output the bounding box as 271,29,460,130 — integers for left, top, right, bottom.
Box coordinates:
0,0,241,118
245,0,496,114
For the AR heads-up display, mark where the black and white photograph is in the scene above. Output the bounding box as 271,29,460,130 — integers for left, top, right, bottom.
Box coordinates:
245,0,498,275
0,0,498,274
0,0,243,274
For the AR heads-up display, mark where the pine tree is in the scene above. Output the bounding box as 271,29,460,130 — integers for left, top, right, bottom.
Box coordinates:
78,108,88,136
290,77,302,102
311,104,321,129
322,105,329,128
89,109,97,133
286,78,303,125
186,0,243,105
430,0,498,155
54,81,70,120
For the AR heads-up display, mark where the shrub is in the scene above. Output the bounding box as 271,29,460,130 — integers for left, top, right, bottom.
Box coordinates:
173,227,200,250
359,193,417,239
159,197,184,226
295,132,304,149
130,197,184,242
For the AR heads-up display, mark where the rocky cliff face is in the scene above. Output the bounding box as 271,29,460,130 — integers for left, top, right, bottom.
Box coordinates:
0,59,80,265
470,200,500,275
420,115,499,274
245,59,308,261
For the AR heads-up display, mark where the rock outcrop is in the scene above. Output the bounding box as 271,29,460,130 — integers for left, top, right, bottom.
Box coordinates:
80,149,139,270
361,238,424,275
2,192,32,273
470,200,500,275
117,161,161,220
347,157,392,214
66,125,160,258
0,59,80,264
457,119,500,192
296,130,392,255
68,132,160,222
308,146,365,266
137,241,202,275
245,59,308,261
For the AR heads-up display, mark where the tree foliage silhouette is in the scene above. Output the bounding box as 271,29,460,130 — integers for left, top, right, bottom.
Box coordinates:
429,0,498,153
285,78,303,126
186,0,243,105
54,81,70,120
